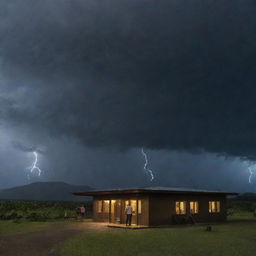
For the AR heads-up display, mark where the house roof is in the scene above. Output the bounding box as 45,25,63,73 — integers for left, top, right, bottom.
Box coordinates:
73,186,238,196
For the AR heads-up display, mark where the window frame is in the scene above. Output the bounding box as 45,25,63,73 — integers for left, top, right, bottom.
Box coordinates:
175,201,187,215
209,201,221,213
189,201,199,214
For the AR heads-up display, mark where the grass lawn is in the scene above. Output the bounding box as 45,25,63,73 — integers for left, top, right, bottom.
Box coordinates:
228,211,255,221
0,220,56,236
57,221,256,256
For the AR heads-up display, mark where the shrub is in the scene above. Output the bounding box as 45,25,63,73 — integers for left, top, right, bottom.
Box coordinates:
0,200,91,221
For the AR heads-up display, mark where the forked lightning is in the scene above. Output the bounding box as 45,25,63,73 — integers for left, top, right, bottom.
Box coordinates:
141,148,154,182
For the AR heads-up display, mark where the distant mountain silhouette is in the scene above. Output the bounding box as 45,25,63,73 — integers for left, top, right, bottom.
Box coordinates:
0,182,92,201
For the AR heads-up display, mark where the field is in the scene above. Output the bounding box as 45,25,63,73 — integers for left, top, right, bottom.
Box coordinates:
56,207,256,256
57,220,256,256
0,199,255,256
1,215,256,256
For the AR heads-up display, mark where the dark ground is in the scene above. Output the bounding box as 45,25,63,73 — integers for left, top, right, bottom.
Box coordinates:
0,222,111,256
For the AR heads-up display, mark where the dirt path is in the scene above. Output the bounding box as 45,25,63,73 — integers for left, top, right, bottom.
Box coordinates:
0,221,112,256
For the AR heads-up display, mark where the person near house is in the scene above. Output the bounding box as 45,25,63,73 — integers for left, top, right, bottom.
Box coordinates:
125,203,133,226
80,205,86,218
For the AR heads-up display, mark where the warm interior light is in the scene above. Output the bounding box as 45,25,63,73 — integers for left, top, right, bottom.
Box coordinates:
131,200,137,214
103,200,110,213
217,201,220,212
176,201,186,214
97,200,103,213
111,200,116,214
138,200,142,214
190,201,199,214
209,201,220,213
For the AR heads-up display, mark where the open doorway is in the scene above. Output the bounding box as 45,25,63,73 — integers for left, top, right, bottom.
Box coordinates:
110,200,121,224
125,200,137,225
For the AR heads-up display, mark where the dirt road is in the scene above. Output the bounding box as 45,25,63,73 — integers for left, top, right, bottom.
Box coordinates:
0,222,111,256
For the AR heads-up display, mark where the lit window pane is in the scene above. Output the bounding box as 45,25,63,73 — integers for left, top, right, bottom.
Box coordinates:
195,202,198,213
131,200,137,215
212,202,216,212
180,202,184,214
175,201,186,214
209,201,220,213
138,200,142,214
97,200,103,213
103,200,110,213
111,200,116,213
190,201,199,214
217,201,220,212
175,202,180,214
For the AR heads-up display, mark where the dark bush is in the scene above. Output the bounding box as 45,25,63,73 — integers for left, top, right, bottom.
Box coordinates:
0,200,92,221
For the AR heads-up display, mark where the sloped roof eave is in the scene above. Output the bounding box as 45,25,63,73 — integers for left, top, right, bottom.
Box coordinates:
73,187,238,197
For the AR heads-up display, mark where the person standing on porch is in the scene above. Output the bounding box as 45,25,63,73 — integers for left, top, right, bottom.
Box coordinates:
125,203,133,226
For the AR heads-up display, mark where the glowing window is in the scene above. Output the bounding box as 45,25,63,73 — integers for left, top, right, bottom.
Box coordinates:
125,200,137,215
138,200,142,214
125,200,129,207
130,200,137,215
175,201,186,215
103,200,110,213
111,200,116,214
190,201,199,214
97,200,103,213
209,201,220,213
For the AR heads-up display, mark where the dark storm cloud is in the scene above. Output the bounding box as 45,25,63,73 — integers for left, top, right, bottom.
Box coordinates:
11,141,45,154
12,141,37,152
1,0,256,158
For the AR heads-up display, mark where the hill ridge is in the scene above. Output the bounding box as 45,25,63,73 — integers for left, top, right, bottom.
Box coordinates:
0,182,92,201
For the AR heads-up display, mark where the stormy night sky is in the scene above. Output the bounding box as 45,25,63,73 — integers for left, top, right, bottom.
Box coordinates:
0,0,256,191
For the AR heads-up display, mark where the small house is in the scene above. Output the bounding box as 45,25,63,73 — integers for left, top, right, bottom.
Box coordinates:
74,187,237,226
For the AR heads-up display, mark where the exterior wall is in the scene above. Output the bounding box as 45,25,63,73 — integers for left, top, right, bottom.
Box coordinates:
92,195,149,226
149,194,227,226
149,194,173,226
91,193,227,226
138,198,149,225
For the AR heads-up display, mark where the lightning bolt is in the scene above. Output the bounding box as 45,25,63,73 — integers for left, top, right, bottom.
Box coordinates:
248,164,256,184
29,151,42,177
141,148,154,182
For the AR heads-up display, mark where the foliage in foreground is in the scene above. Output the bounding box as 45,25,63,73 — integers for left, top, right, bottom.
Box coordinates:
57,222,256,256
228,194,256,215
0,200,91,221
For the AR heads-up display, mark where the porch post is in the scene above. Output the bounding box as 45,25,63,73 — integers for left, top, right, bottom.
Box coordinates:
136,199,138,225
109,200,111,223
